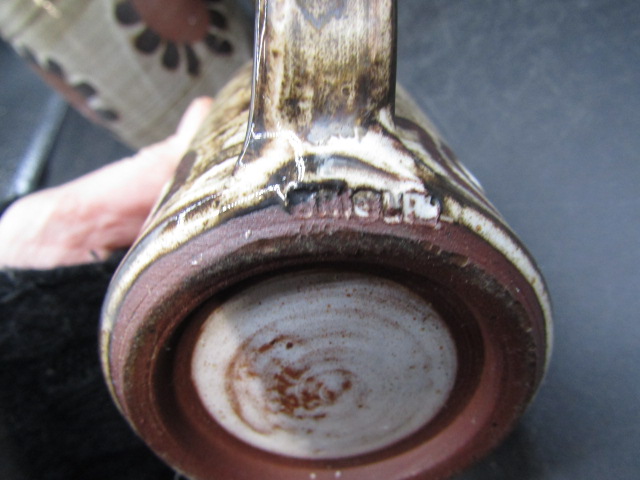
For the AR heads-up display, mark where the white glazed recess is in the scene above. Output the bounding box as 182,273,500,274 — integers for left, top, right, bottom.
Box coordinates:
191,270,457,459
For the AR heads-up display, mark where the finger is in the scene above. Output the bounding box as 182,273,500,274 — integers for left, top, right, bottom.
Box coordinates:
71,97,214,252
175,96,215,146
135,96,214,166
0,97,214,269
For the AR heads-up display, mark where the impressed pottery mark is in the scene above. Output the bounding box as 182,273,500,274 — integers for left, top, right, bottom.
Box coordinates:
289,187,440,225
296,0,346,30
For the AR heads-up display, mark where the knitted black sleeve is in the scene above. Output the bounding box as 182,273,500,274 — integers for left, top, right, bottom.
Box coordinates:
0,253,176,480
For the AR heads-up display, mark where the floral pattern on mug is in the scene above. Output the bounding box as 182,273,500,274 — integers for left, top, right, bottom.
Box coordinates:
19,46,120,124
114,0,233,76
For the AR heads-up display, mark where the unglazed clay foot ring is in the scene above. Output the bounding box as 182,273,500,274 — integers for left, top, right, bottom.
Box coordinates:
103,205,545,479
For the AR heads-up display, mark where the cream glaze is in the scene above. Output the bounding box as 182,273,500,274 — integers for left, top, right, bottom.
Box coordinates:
191,270,457,459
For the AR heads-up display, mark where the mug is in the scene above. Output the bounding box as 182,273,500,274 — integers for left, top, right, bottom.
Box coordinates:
101,1,552,479
0,0,253,148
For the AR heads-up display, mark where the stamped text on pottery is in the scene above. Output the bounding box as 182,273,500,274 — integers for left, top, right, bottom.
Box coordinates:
290,188,440,225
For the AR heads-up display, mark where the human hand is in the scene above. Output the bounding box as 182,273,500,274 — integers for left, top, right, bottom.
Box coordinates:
0,97,213,269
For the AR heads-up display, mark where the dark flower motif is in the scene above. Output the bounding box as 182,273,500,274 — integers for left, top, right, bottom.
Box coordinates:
114,0,233,77
20,47,119,123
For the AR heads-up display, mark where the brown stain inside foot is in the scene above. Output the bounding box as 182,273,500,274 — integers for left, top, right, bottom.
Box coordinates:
225,333,355,432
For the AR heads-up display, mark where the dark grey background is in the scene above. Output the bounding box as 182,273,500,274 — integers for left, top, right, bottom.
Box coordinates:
1,0,639,478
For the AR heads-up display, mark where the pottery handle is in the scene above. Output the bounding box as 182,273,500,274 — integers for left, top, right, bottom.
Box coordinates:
248,0,396,144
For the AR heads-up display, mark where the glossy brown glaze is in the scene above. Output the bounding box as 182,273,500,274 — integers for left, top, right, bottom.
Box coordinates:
101,1,551,479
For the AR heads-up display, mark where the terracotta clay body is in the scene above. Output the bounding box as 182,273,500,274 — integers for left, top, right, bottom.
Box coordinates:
101,1,552,479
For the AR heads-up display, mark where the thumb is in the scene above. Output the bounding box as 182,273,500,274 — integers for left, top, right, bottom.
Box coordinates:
173,96,215,152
